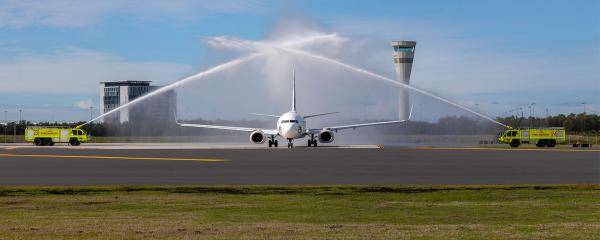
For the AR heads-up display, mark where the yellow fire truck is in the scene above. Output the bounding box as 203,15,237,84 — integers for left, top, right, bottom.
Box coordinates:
498,127,566,148
24,127,90,146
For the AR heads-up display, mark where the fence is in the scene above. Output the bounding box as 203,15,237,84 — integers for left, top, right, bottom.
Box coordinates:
2,133,599,146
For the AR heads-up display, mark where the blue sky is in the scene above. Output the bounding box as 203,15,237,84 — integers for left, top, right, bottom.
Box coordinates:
0,0,598,122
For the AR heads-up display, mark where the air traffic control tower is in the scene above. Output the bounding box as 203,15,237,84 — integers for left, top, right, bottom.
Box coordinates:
391,40,416,120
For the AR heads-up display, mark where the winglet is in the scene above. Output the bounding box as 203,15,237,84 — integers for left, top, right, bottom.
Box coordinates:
174,110,182,125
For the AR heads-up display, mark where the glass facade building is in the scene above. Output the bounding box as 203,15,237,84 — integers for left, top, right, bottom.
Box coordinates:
99,81,176,123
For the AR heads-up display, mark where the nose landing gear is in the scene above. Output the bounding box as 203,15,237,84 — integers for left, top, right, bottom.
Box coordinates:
307,134,318,147
287,138,294,148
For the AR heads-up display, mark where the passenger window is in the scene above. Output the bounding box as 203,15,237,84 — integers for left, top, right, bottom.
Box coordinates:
72,130,77,135
78,130,84,136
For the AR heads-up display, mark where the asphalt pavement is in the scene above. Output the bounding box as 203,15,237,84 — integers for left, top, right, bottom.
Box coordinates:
0,145,597,185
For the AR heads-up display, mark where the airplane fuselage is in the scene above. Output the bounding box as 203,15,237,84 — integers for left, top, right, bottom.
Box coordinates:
277,111,307,140
177,69,411,148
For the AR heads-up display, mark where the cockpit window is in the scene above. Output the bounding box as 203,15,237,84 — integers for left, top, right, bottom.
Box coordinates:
289,120,297,123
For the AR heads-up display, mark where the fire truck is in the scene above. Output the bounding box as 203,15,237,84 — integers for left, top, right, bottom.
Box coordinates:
498,128,566,148
24,127,90,146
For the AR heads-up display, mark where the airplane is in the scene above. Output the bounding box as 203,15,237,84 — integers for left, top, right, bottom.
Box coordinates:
177,69,412,148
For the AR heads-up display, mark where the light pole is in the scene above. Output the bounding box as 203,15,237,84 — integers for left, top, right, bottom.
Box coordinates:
3,110,6,144
582,102,587,133
90,106,94,122
531,103,536,128
13,110,16,143
528,105,532,128
19,109,22,137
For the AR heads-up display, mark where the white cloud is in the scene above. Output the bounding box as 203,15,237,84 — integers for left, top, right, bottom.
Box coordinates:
0,47,193,93
0,0,268,28
74,99,93,109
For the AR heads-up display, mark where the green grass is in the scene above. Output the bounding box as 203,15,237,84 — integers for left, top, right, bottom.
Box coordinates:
0,185,598,239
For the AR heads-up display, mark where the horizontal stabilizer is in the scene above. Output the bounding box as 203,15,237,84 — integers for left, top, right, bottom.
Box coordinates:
249,113,280,118
304,112,339,119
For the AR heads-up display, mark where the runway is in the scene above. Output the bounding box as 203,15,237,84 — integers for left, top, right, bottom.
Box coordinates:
0,145,597,185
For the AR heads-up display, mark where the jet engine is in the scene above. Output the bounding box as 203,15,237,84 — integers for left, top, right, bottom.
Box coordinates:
249,131,265,144
318,130,334,143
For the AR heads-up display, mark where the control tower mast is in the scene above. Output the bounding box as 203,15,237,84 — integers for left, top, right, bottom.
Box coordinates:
391,41,416,120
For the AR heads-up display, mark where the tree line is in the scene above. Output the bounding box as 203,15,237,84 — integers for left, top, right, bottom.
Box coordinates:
2,113,598,136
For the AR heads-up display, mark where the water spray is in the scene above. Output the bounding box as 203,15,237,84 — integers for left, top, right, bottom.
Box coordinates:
207,37,510,129
77,34,342,128
77,52,265,128
280,47,512,129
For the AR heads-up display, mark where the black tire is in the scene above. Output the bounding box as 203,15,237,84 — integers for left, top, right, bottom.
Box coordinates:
313,139,318,147
268,140,272,148
509,140,520,148
69,138,80,146
34,138,42,146
536,140,546,148
547,139,556,148
42,138,52,146
307,140,312,147
274,140,278,148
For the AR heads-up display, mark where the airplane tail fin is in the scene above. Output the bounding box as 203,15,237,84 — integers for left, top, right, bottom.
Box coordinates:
291,68,296,112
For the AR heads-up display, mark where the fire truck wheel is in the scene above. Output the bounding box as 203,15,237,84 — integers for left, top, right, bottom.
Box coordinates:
509,140,520,148
536,140,547,148
547,139,556,148
69,138,80,146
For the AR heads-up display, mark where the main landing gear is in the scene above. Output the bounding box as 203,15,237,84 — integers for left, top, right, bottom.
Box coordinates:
307,134,318,147
268,135,278,148
287,138,294,148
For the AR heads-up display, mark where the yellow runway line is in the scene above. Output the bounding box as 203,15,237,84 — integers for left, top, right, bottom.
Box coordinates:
0,153,228,162
413,146,600,152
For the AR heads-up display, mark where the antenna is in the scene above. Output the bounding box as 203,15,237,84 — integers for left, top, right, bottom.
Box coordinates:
292,68,296,112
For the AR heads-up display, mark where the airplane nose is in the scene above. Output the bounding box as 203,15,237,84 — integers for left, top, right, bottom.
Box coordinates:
282,124,298,138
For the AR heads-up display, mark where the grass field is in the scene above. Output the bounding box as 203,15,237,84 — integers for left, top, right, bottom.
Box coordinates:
0,185,598,239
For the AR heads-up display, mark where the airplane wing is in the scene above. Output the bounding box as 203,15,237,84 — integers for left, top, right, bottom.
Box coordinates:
249,113,280,118
308,105,412,133
177,122,278,135
314,119,408,132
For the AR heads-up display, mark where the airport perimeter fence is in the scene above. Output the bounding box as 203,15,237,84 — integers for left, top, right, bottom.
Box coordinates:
1,133,598,147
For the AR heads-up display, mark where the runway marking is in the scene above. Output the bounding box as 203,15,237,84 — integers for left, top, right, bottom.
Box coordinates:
0,154,228,162
413,146,600,152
